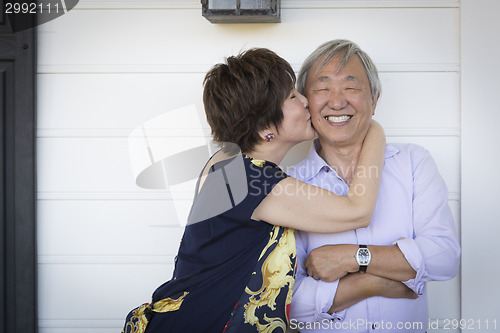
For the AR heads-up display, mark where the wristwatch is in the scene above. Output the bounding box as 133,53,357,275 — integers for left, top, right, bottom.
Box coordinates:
355,245,371,273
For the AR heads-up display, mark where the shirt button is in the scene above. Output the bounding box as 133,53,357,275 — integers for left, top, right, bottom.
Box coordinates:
372,323,377,329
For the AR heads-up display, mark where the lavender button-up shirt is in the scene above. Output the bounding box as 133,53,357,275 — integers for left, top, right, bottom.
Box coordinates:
287,140,460,333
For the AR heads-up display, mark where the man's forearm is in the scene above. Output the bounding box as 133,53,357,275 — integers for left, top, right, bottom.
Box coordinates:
365,244,416,281
305,244,416,283
328,273,418,314
328,273,374,313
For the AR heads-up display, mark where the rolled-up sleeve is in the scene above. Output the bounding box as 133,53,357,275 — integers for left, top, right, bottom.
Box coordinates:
290,231,346,323
395,147,461,295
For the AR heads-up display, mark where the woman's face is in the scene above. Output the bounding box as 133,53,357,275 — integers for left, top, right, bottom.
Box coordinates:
277,88,315,144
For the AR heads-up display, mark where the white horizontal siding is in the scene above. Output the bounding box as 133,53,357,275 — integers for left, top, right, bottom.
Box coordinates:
37,1,462,332
74,0,460,10
461,0,500,327
37,201,461,259
37,8,459,69
37,72,459,131
37,263,171,323
37,73,208,130
37,136,460,195
37,200,184,256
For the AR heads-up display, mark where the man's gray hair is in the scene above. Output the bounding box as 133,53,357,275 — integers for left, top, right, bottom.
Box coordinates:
297,39,381,102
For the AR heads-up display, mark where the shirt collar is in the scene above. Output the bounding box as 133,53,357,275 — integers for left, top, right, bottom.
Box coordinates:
290,139,400,182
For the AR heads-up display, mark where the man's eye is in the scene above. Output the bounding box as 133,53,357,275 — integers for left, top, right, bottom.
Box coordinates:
346,87,361,91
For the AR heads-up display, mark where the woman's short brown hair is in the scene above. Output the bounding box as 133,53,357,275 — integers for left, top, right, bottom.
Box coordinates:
203,48,296,153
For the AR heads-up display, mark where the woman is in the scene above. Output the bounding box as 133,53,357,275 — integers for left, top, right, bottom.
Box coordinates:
122,48,385,333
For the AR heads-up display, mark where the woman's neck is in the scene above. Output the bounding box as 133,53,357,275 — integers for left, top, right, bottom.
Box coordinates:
245,141,291,166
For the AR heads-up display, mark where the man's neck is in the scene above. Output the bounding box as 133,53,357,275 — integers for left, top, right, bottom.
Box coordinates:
317,140,363,186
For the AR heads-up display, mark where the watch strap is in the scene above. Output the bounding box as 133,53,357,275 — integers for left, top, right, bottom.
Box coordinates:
358,245,369,273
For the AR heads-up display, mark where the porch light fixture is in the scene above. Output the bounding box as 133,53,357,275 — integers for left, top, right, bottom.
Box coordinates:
202,0,280,23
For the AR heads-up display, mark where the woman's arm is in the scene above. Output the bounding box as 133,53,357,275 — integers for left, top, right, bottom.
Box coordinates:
251,120,385,233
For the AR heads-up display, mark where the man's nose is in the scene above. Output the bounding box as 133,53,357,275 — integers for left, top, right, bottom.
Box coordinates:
327,89,348,111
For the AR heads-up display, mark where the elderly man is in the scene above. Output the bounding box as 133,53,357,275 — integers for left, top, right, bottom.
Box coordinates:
287,40,460,333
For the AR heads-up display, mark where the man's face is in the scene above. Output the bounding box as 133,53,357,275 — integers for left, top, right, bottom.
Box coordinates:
305,54,378,149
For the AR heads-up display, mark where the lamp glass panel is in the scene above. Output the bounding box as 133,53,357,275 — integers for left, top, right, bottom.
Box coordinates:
208,0,237,10
240,0,271,9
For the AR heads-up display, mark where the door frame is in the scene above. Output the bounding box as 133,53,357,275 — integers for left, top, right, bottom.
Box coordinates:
0,21,37,333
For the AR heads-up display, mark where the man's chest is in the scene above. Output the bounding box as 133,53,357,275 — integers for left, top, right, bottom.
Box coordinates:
303,168,415,250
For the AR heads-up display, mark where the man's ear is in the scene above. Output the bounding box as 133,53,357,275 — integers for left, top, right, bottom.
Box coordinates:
371,93,380,116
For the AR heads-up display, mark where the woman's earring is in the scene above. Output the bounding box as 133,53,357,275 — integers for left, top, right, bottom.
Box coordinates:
264,132,274,142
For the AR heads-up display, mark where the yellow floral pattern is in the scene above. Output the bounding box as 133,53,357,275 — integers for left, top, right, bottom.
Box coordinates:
152,291,189,313
122,292,189,333
246,155,266,167
243,226,296,332
122,303,150,333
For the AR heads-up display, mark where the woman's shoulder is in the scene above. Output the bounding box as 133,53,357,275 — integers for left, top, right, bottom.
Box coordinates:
243,154,287,179
187,153,286,224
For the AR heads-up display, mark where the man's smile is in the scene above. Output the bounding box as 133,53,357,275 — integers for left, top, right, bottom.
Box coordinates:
324,115,352,124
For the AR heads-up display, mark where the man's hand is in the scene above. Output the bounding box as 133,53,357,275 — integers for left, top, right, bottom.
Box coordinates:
305,244,359,282
306,243,416,282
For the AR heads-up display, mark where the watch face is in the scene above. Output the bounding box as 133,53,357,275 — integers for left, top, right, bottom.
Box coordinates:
357,248,371,265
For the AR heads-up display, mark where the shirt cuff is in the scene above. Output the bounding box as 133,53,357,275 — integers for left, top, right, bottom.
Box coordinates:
394,238,425,295
313,279,346,321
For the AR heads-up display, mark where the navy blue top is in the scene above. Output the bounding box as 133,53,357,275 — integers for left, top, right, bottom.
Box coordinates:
122,154,297,333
